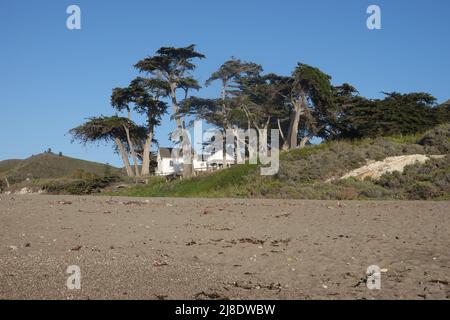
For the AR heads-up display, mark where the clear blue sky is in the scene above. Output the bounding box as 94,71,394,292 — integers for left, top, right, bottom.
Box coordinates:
1,0,449,167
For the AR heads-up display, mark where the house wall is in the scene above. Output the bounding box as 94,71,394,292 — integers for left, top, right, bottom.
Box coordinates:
193,158,208,172
156,156,178,176
156,150,234,175
207,151,235,164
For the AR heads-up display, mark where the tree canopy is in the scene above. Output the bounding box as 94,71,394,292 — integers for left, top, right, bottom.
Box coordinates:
69,116,145,145
332,92,443,139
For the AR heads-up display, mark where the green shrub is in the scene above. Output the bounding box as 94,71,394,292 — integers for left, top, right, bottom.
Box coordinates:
359,186,392,199
328,187,359,200
377,171,406,190
406,182,443,200
71,169,99,180
374,156,450,199
43,176,120,195
419,123,450,154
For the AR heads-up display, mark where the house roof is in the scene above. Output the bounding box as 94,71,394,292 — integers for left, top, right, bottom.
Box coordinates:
158,147,179,158
158,147,200,159
159,147,232,162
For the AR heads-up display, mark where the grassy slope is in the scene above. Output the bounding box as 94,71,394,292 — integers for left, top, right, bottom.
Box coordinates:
111,124,450,200
0,153,122,183
0,159,22,174
114,164,259,198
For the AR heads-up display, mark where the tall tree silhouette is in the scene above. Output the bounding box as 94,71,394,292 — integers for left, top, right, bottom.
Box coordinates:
134,45,204,178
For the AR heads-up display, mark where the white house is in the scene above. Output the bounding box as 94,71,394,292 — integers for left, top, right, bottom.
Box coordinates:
206,150,235,168
155,147,182,176
155,147,234,176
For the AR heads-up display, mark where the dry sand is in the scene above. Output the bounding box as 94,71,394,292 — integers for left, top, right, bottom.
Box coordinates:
0,195,449,300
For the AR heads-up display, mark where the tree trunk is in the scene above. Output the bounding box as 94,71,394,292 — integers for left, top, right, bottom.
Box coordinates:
234,134,242,165
141,113,154,176
299,136,310,149
115,138,134,177
241,106,252,161
182,141,193,178
123,125,139,177
287,110,300,149
284,101,303,150
257,127,268,156
277,118,286,149
170,83,193,178
170,84,182,129
141,132,153,176
223,130,227,169
231,128,244,164
124,109,139,176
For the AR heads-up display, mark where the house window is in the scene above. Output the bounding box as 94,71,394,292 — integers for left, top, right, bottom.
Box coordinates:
169,160,174,167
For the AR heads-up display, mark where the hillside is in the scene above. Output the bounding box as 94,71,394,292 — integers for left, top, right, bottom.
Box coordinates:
0,159,22,174
110,124,450,200
0,153,122,185
2,125,449,199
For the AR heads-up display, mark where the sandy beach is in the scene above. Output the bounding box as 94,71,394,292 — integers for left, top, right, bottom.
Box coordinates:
0,195,449,300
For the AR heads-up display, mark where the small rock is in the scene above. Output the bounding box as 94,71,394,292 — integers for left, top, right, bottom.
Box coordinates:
58,201,72,205
153,260,168,267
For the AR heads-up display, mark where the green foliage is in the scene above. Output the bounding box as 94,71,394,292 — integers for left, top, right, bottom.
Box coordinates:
206,58,262,87
134,45,205,76
293,64,335,111
277,137,427,184
434,100,450,124
0,159,22,175
118,78,168,126
111,87,135,113
179,59,266,132
42,176,121,195
291,64,336,139
179,97,222,127
70,169,99,180
103,163,113,176
236,72,290,130
405,182,442,200
280,142,331,160
418,123,450,154
111,164,258,197
69,116,146,146
334,92,443,139
133,45,205,108
376,155,450,200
